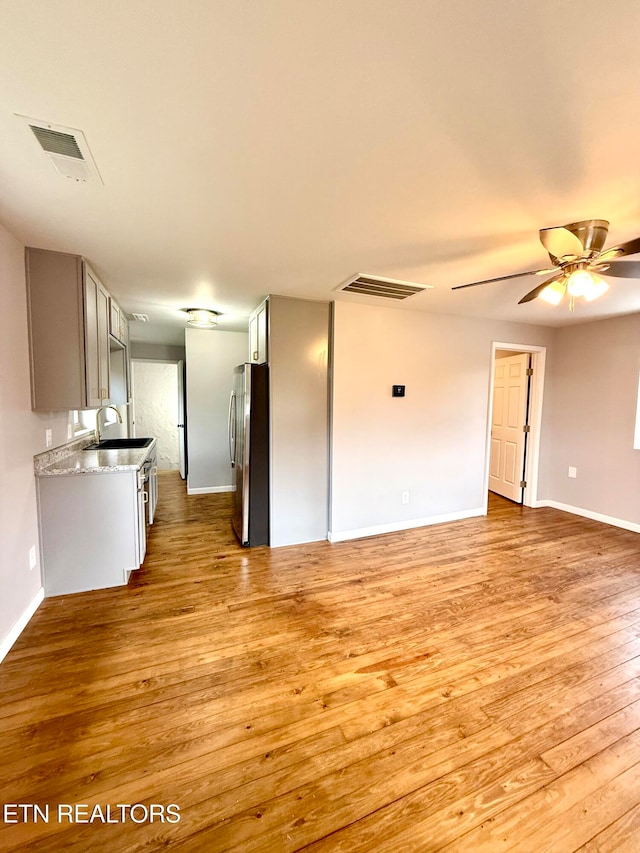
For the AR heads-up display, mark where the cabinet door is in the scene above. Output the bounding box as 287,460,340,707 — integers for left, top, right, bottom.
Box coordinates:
26,249,87,411
256,302,268,363
137,480,147,567
83,270,102,407
149,464,158,524
110,299,121,341
84,270,111,405
97,283,111,401
249,313,259,362
249,300,268,363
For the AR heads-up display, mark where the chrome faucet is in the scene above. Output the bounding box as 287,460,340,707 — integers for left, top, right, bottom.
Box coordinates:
95,405,123,442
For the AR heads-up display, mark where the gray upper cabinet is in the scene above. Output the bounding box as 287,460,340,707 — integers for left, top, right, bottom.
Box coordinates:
249,298,268,364
109,296,128,343
26,247,113,410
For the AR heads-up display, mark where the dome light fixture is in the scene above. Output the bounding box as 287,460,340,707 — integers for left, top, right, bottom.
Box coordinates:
183,308,220,329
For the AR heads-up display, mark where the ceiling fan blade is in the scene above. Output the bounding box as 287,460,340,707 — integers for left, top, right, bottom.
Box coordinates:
597,237,640,262
539,226,585,262
518,273,565,304
595,260,640,279
451,267,558,291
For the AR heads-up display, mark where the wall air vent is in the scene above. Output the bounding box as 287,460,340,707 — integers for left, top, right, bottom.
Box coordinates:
130,313,150,323
17,115,103,184
337,274,433,300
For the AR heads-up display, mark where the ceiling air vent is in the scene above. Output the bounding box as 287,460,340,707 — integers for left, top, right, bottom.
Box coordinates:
338,274,433,300
130,313,150,323
18,115,103,184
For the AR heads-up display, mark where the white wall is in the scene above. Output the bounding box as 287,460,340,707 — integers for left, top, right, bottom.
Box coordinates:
130,342,186,362
269,296,330,546
543,313,640,528
0,221,69,660
132,361,180,470
330,301,555,540
185,328,248,493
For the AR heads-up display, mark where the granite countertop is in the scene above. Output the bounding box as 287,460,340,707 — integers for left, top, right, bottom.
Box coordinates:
35,437,157,477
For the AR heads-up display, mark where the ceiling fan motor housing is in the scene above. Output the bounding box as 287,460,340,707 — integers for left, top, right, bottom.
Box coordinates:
562,219,609,256
540,219,610,263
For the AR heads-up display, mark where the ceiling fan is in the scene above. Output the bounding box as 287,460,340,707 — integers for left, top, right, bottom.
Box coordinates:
452,219,640,310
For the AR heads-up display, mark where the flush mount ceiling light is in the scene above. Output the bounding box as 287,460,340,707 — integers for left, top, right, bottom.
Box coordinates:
183,308,221,329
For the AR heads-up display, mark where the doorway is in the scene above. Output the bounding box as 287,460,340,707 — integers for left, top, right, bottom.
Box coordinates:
484,342,547,510
131,360,186,477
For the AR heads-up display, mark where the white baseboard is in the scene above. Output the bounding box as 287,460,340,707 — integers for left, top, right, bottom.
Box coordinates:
0,587,44,665
270,535,328,548
186,485,234,495
328,507,485,543
537,500,640,534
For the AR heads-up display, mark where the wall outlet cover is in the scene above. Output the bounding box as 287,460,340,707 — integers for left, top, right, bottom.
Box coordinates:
29,546,37,570
45,428,52,447
568,466,577,478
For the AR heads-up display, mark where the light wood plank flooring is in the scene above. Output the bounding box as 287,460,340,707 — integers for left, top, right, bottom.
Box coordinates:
2,473,640,851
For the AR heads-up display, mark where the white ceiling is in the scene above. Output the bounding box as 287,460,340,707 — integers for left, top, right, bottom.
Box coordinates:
3,0,640,344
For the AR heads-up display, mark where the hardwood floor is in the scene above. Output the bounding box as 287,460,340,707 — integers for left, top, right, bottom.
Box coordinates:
2,474,640,851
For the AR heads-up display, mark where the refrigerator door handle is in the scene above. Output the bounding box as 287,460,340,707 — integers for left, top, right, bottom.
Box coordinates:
228,390,236,467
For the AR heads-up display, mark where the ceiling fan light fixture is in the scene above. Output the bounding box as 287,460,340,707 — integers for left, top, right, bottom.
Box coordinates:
184,308,220,328
539,280,565,305
565,269,609,302
566,269,594,297
583,275,609,302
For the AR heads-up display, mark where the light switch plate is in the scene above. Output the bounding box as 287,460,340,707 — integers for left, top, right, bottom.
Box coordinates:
568,466,577,478
45,428,52,448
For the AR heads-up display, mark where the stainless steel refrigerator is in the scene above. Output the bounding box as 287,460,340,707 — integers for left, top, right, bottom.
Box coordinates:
228,363,270,546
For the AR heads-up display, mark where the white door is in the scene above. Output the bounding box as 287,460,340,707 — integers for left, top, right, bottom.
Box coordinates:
177,360,186,479
489,352,530,502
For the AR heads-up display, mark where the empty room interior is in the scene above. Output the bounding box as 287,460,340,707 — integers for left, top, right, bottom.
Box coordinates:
2,1,640,850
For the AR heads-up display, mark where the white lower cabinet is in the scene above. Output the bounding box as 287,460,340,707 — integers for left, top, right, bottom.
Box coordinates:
37,470,146,596
137,469,147,568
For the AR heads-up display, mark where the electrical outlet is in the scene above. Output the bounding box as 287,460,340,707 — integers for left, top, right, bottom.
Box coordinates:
568,466,577,478
67,423,73,440
401,491,410,505
45,428,52,448
29,546,37,570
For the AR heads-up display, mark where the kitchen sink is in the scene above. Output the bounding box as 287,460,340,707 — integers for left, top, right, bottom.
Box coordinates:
84,437,154,450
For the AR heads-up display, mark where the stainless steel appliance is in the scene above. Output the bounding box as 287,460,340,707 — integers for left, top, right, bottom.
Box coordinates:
228,363,269,546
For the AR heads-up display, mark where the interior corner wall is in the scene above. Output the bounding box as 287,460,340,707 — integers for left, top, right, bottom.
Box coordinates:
0,221,69,659
543,313,640,526
129,342,186,362
185,328,248,493
268,296,330,547
330,301,555,540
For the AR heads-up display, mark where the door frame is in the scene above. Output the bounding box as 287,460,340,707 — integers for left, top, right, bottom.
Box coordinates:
483,341,547,510
130,358,186,477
